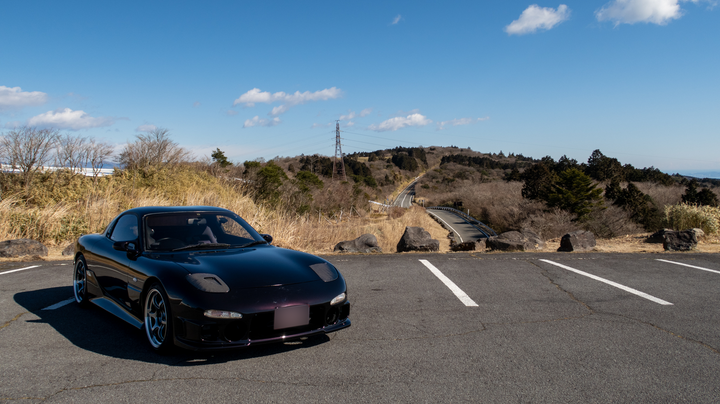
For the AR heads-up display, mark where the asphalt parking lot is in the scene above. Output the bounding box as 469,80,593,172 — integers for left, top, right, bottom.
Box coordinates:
1,252,719,403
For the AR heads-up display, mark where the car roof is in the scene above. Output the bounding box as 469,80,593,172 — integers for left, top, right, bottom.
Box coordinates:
121,206,234,216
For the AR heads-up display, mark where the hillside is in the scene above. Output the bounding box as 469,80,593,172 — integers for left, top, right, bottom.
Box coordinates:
1,134,719,256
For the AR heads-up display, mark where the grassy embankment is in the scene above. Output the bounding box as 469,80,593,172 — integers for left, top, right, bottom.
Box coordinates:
0,165,450,259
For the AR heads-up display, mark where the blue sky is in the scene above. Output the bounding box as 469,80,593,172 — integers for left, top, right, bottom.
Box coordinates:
1,1,718,176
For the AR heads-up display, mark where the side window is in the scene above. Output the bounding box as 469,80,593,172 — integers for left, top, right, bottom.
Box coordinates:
110,215,139,242
219,217,253,239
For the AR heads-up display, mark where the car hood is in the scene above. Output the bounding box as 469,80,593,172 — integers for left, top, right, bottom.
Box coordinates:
172,246,336,289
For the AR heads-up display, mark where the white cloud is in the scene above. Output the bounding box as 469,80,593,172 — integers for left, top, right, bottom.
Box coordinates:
339,112,355,121
27,108,115,130
394,108,420,116
505,4,570,35
136,124,158,132
311,122,333,129
339,108,373,121
243,116,281,128
193,101,201,107
0,86,48,110
226,110,239,116
346,121,356,127
392,15,402,25
595,0,710,25
233,87,342,116
369,113,432,132
270,104,290,116
437,117,490,130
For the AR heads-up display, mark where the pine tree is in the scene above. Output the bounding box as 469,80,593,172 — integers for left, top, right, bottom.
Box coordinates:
546,168,603,220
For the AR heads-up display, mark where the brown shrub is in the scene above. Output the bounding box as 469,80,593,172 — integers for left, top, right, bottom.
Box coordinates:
583,205,644,239
519,208,579,240
387,207,406,219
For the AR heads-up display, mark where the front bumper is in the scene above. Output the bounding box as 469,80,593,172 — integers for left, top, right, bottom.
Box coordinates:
173,301,350,351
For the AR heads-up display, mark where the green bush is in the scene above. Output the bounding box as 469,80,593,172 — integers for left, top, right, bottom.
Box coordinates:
665,203,720,235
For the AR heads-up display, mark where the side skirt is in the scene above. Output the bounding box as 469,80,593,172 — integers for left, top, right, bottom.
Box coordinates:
91,296,143,329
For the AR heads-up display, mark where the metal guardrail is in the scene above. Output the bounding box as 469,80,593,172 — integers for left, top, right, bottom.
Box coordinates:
426,206,498,238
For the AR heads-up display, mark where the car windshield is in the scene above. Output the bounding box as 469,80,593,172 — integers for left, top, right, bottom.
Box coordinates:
144,212,264,251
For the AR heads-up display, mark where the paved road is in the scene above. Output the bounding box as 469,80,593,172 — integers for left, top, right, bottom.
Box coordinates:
427,208,491,242
2,253,720,402
392,181,416,208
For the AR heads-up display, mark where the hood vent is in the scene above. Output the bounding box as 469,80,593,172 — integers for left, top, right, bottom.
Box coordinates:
310,263,338,282
187,273,230,293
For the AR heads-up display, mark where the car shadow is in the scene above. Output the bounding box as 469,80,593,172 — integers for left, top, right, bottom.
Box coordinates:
14,286,331,365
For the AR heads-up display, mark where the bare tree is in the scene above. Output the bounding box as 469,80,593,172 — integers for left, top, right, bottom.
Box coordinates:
0,126,59,186
55,133,89,175
87,139,115,181
119,128,190,169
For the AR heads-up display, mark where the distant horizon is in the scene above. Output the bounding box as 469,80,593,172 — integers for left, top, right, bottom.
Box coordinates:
5,142,718,180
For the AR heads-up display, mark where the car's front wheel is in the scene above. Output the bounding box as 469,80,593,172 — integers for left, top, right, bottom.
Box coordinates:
144,283,174,353
73,256,89,307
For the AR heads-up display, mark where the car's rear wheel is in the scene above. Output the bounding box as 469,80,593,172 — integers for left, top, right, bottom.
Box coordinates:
144,283,174,353
73,256,89,307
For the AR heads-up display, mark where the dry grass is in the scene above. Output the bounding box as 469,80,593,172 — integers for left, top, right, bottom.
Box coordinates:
268,206,451,254
3,165,718,263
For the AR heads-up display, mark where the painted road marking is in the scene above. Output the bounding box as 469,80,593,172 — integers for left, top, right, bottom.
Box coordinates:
540,259,673,306
0,265,40,276
427,211,463,243
419,260,478,307
656,259,720,275
42,297,75,311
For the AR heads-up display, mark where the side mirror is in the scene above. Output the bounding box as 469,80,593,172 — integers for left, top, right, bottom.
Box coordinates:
261,234,273,244
113,241,129,251
113,241,139,255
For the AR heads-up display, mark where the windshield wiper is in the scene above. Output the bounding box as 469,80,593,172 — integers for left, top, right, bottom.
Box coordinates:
238,240,267,248
172,243,231,252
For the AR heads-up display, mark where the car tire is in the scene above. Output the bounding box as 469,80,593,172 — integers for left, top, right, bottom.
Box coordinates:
144,283,174,353
73,256,89,307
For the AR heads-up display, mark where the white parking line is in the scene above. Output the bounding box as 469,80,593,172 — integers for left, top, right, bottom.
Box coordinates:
42,297,75,311
0,265,40,276
419,260,478,307
656,259,720,275
540,259,673,306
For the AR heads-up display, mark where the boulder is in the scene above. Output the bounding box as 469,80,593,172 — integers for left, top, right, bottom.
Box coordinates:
646,229,672,244
62,243,75,256
334,234,382,253
691,228,705,240
487,230,545,252
663,230,697,251
558,230,596,252
451,239,487,252
397,227,439,253
0,239,49,258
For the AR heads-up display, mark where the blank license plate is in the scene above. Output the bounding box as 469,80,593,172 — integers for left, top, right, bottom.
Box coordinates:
274,305,310,330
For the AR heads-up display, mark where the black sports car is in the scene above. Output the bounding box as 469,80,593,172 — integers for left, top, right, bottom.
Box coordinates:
72,206,350,352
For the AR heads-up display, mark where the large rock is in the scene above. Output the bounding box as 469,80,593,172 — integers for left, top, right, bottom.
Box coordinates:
691,228,705,240
487,230,545,252
397,227,439,253
451,239,487,252
646,229,672,244
62,243,76,256
0,239,49,258
334,234,382,253
558,230,596,252
663,230,697,251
